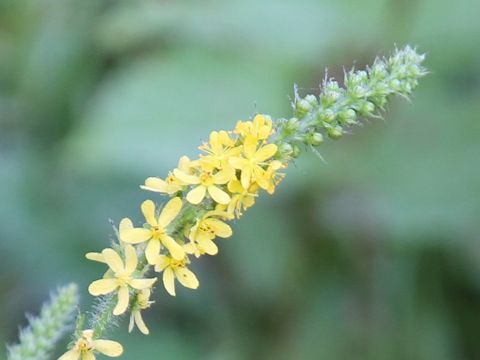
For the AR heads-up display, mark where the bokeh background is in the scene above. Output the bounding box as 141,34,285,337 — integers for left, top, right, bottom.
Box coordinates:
1,0,479,359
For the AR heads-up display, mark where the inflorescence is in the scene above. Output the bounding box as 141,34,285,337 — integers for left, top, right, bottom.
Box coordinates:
10,46,427,360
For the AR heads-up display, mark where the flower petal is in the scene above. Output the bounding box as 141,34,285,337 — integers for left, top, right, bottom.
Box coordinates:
177,156,191,172
207,185,231,205
186,185,206,204
197,237,218,255
161,235,185,260
255,143,277,162
155,254,170,272
130,278,157,290
88,278,118,296
163,267,176,296
227,179,244,193
173,169,199,184
58,349,80,360
102,248,125,274
140,177,167,192
243,135,258,157
129,313,135,333
206,218,232,238
158,197,182,227
85,252,105,263
240,167,252,189
81,352,95,360
92,340,124,357
120,228,151,244
175,267,199,290
229,157,248,169
119,218,133,233
213,170,232,184
141,200,157,226
145,239,161,265
123,244,138,274
134,311,149,335
113,286,129,315
183,242,200,257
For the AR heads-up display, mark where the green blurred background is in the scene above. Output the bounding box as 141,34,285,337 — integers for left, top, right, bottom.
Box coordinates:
1,0,479,359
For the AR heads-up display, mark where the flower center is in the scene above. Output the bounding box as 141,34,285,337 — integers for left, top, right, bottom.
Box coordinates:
171,259,186,268
116,274,130,287
151,225,165,238
76,338,92,352
137,297,150,309
199,172,214,186
166,174,176,184
199,223,215,236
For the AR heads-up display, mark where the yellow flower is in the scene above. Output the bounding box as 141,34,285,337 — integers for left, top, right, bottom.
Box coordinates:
173,167,232,205
234,114,274,140
187,211,233,256
260,160,286,194
129,289,153,335
140,156,192,195
198,130,241,171
154,255,199,296
58,329,123,360
88,245,157,315
229,135,278,189
225,179,258,217
120,198,185,264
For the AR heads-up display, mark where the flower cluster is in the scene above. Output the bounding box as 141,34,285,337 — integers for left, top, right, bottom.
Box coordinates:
57,46,426,359
127,114,286,296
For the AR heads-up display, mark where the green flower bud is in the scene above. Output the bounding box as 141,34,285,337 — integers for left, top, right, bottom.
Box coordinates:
278,142,294,157
370,60,388,80
305,94,318,107
349,85,368,99
295,99,312,117
286,117,300,132
389,79,401,91
346,70,368,88
357,101,375,116
304,132,324,146
400,82,412,94
370,95,387,109
338,109,357,125
317,108,336,123
322,80,343,106
327,125,343,139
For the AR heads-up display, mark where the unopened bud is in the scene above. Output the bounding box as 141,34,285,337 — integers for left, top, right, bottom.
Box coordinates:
327,126,343,139
305,132,324,146
295,99,312,117
358,101,375,116
338,109,357,125
286,117,300,132
278,142,293,157
318,108,336,123
322,80,342,106
389,79,401,91
304,94,318,107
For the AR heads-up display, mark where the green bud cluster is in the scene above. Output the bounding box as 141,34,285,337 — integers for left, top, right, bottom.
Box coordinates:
274,45,427,160
7,284,79,360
